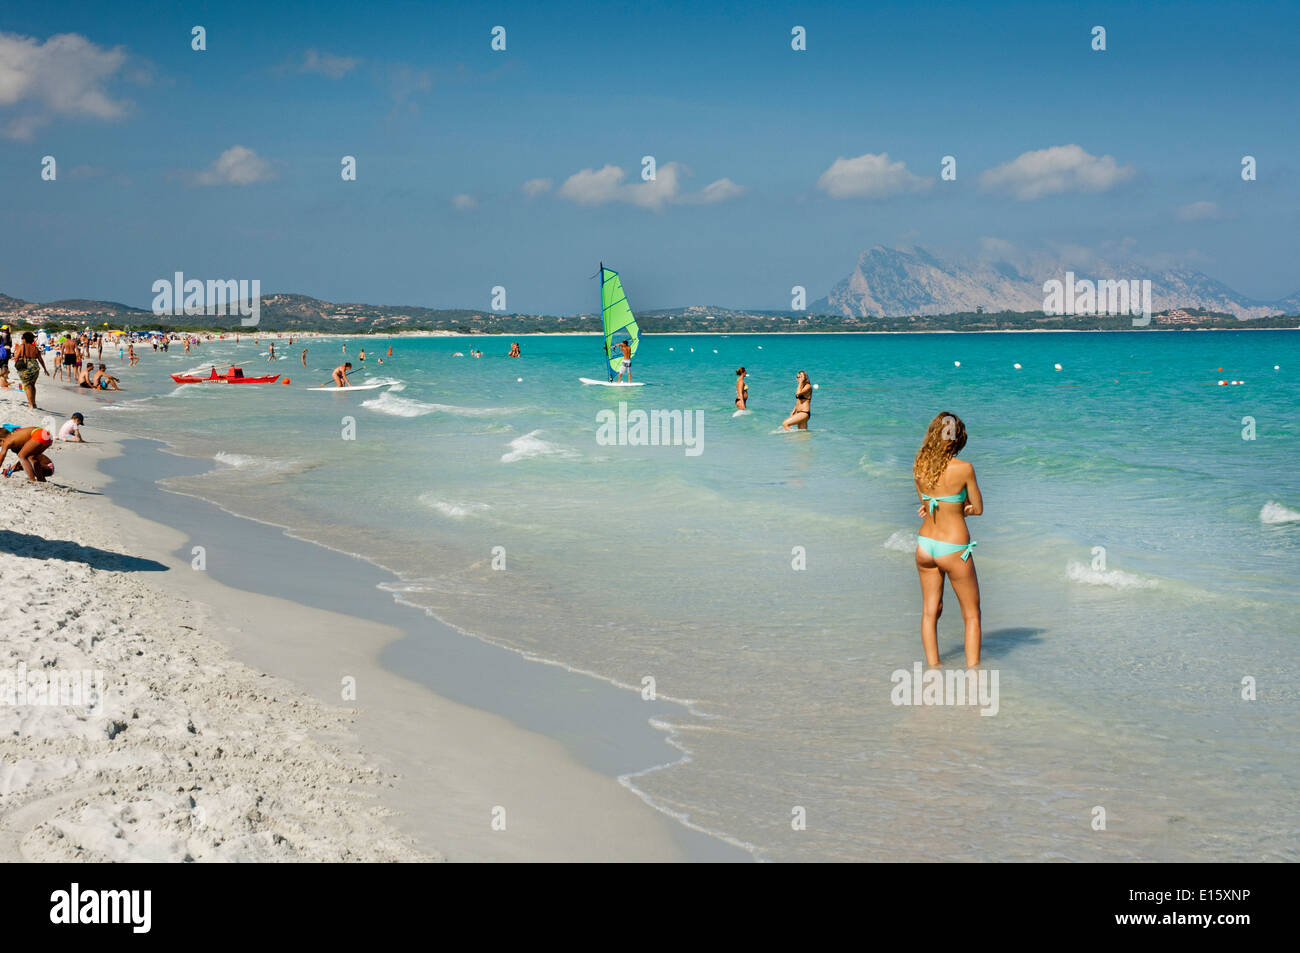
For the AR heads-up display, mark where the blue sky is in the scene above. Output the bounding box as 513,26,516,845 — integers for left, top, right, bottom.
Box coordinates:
2,0,1297,313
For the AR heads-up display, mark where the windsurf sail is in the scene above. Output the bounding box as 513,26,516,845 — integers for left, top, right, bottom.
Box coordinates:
599,263,640,379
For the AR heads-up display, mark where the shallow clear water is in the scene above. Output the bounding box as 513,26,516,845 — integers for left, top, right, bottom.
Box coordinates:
93,330,1300,860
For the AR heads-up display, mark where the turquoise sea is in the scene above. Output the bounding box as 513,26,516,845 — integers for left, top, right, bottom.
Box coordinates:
92,329,1300,861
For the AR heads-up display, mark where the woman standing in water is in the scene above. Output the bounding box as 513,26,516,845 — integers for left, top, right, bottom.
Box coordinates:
913,412,983,667
781,370,812,430
734,367,748,410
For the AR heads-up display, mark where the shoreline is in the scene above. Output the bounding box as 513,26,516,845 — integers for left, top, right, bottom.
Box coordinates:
1,380,750,862
9,327,1295,341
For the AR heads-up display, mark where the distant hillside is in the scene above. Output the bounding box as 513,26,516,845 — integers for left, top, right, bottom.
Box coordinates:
814,246,1300,320
2,272,1297,334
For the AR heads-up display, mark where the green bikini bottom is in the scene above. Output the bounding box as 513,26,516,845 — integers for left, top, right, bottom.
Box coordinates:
916,536,977,561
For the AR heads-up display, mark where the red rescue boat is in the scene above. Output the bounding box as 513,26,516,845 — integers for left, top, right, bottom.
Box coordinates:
170,367,281,385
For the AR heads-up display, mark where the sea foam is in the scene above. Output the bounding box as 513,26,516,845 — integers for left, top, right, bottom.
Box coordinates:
418,495,490,519
426,403,523,417
1065,560,1158,590
213,451,303,476
501,430,574,463
1259,501,1300,524
361,391,437,417
883,530,917,553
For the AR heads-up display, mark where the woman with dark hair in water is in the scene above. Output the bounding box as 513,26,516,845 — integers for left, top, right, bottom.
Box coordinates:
912,412,983,667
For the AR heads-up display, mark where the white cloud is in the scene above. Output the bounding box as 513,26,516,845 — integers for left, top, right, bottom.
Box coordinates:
815,153,932,199
1177,200,1223,221
451,193,477,210
301,48,360,78
556,161,744,211
0,31,130,139
979,144,1135,200
681,177,747,205
194,146,276,186
559,164,626,205
521,177,553,197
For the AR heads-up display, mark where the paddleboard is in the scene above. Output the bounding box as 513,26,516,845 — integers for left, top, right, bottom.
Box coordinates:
579,378,646,387
307,382,388,391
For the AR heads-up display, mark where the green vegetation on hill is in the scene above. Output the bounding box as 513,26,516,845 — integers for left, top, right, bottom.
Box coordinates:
1,291,1296,334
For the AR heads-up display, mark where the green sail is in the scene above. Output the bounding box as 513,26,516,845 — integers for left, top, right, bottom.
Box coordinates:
600,264,640,375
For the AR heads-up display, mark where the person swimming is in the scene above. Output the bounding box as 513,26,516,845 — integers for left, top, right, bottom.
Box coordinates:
912,412,983,668
735,367,749,409
781,371,812,430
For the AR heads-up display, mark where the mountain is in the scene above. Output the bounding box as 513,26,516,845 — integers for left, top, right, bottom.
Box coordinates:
813,246,1299,320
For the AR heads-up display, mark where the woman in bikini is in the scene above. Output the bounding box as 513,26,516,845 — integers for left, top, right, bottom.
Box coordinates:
12,332,48,410
912,412,983,667
781,370,812,430
735,367,748,410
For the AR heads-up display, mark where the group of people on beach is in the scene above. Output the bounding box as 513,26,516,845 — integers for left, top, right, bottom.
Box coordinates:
0,328,124,410
0,325,984,668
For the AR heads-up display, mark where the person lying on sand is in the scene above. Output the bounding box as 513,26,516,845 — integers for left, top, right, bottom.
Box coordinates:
0,426,55,482
333,362,352,387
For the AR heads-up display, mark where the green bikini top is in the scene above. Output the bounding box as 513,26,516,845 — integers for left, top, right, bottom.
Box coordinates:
921,487,967,514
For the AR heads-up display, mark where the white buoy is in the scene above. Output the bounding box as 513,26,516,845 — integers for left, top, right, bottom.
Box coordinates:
954,361,961,367
757,345,763,349
1275,365,1280,370
812,383,819,389
516,377,522,382
1054,363,1062,371
669,347,674,351
1013,363,1022,369
690,348,694,352
713,349,718,353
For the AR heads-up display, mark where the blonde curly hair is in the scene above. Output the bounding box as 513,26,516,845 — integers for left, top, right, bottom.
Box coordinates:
913,412,967,490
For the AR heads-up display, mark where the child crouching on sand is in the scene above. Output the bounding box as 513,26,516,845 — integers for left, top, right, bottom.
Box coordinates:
0,426,56,482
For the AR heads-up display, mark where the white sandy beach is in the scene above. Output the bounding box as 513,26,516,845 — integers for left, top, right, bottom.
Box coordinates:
0,374,703,862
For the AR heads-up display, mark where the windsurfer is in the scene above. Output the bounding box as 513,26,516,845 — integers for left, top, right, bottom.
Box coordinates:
617,339,633,383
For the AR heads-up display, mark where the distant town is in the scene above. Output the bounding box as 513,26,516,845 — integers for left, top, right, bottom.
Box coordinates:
1,291,1296,335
